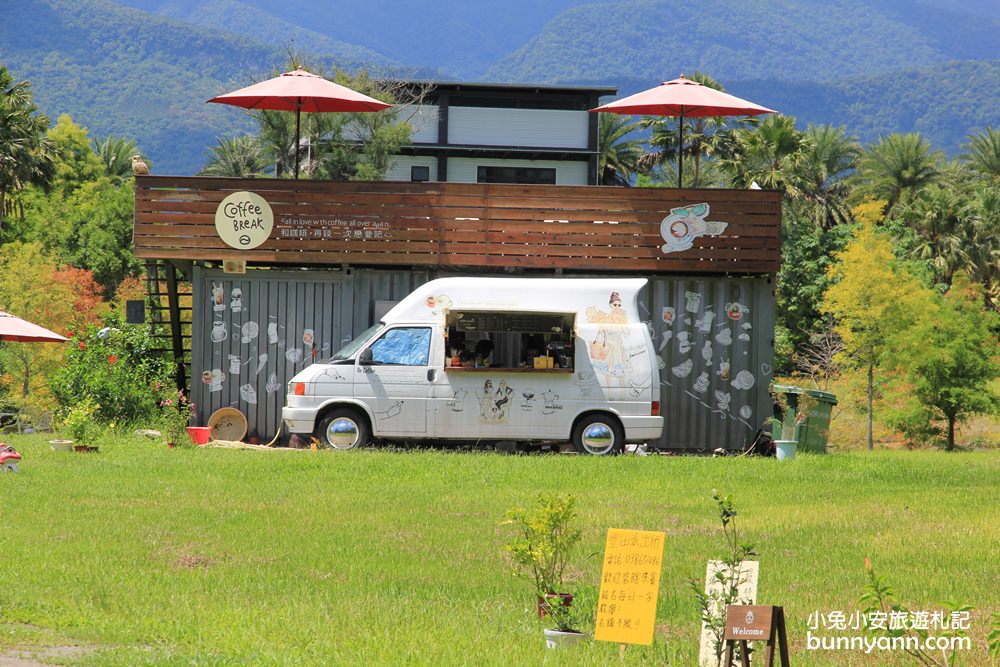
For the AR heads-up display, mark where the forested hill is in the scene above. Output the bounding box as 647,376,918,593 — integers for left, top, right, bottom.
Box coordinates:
0,0,403,174
2,0,999,174
487,0,1000,84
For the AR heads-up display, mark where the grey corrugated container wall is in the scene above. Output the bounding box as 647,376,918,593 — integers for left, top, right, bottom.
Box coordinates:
189,268,775,451
645,275,776,451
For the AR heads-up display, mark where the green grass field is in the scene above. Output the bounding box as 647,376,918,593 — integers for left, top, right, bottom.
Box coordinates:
0,433,997,665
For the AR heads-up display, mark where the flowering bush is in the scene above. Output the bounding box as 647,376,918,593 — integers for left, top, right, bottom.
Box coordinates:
160,390,195,446
50,314,173,425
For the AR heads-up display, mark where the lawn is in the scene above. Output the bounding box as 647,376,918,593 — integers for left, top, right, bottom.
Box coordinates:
0,433,997,666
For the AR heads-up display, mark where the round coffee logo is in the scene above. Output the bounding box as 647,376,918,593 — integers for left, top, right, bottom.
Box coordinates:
215,191,273,250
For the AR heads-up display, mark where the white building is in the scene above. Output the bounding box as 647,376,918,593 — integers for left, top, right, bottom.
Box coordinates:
383,81,617,186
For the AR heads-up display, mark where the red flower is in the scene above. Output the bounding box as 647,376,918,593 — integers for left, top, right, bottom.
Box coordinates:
78,342,85,350
67,331,74,338
108,355,118,364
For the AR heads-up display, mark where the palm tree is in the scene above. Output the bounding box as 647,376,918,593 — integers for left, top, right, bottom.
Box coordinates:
0,67,56,227
966,185,1000,310
854,133,942,217
790,124,861,229
597,113,644,186
897,185,973,284
199,135,267,178
94,135,140,182
718,114,810,195
962,127,1000,182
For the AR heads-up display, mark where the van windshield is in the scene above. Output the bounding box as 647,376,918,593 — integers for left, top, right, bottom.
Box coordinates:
327,323,384,362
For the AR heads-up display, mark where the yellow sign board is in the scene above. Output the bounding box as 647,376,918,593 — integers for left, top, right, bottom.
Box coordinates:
594,528,665,645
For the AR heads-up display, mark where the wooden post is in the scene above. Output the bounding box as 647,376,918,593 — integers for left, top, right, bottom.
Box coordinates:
164,261,186,392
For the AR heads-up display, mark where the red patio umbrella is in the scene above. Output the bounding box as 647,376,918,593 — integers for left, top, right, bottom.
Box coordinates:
0,310,67,343
590,75,775,185
208,66,392,179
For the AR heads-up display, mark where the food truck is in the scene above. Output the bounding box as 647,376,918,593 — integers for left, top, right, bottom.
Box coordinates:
282,277,663,454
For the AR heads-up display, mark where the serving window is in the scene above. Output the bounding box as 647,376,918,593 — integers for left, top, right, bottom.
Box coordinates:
445,311,575,372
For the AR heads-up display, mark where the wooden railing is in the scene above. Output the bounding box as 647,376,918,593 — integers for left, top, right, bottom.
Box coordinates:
134,177,781,274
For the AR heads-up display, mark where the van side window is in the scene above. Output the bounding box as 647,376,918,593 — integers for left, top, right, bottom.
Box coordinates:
444,311,575,371
369,327,431,366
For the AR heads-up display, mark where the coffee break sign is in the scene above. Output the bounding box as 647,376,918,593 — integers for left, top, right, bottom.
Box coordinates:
594,528,665,645
215,191,274,250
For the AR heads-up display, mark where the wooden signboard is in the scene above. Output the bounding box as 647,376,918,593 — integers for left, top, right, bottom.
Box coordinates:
723,605,790,667
594,528,665,646
700,561,760,666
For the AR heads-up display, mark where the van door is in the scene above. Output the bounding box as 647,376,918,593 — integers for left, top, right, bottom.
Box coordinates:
355,326,433,435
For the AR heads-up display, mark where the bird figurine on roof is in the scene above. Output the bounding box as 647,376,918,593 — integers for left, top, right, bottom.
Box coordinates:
131,154,149,176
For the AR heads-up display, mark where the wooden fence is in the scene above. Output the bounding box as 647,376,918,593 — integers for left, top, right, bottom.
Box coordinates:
134,177,781,274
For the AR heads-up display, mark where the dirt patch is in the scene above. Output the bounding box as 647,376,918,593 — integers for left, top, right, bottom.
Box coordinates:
172,553,216,569
0,643,96,666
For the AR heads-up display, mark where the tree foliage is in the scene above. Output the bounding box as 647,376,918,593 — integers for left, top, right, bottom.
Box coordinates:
0,242,106,414
822,204,933,449
0,66,56,228
886,274,1000,450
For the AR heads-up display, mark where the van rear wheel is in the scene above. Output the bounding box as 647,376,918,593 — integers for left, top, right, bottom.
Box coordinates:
317,409,370,450
572,414,624,456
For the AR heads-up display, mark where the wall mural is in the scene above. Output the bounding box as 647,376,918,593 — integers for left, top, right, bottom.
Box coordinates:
658,287,759,433
204,279,322,432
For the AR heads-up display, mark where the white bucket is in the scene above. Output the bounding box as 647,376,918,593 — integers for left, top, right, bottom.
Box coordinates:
775,440,798,460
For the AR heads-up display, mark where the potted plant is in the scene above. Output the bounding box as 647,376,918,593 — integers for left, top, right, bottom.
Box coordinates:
501,493,582,618
542,590,592,649
160,390,195,447
62,397,100,452
772,389,817,460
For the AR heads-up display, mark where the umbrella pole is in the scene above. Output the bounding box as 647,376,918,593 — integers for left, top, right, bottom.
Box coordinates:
294,101,301,179
677,112,684,188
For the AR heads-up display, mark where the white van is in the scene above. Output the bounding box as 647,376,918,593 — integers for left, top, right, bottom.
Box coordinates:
282,277,663,454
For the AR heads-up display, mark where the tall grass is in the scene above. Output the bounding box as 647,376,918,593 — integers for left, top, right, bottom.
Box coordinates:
0,433,997,665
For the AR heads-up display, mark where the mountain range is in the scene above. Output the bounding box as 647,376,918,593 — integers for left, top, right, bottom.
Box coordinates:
2,0,998,175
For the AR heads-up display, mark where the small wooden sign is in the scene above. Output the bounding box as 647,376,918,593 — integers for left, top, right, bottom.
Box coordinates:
594,528,665,646
723,605,790,667
223,259,247,274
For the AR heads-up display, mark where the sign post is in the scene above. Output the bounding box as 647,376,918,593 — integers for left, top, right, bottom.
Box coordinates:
594,528,665,647
722,605,790,667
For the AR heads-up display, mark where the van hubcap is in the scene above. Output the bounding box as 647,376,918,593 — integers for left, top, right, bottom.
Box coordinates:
326,417,360,450
582,423,615,454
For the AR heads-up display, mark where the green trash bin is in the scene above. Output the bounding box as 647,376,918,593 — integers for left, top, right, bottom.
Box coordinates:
772,384,838,454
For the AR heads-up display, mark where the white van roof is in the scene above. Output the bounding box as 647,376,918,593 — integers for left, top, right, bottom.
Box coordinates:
385,277,648,323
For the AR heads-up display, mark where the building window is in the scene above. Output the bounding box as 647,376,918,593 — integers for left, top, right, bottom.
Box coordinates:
477,166,556,185
411,165,430,182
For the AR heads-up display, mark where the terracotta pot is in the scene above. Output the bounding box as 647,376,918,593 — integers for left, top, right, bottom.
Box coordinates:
536,592,574,619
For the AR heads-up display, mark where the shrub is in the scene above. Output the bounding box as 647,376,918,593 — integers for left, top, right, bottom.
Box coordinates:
501,493,582,597
63,396,100,444
50,314,173,425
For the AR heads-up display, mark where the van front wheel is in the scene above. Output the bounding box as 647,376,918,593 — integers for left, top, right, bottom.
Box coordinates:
572,415,624,456
317,409,370,450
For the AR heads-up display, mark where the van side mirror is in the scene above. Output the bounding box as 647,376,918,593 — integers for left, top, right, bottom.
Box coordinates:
359,348,373,365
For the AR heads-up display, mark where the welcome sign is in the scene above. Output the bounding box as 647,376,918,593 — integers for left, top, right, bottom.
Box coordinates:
215,191,274,250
